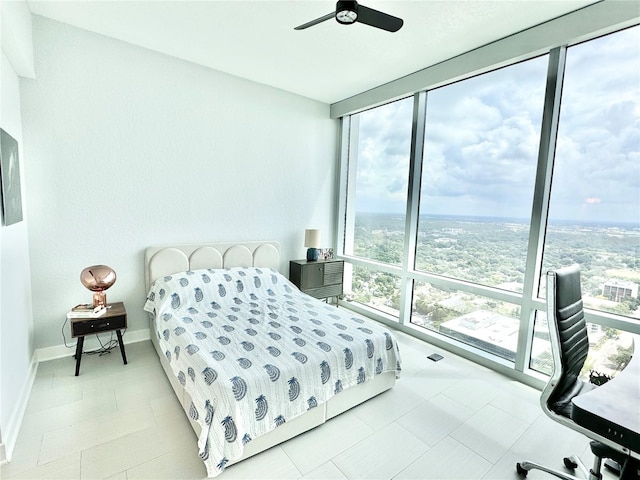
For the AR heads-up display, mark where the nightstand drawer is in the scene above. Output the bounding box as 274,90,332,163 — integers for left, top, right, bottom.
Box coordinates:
304,283,344,300
71,314,126,336
69,302,127,338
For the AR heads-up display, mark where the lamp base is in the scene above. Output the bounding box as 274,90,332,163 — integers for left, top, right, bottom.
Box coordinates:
306,248,320,262
92,291,107,308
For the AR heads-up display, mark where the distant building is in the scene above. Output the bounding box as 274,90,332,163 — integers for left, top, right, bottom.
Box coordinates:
439,310,517,361
602,280,638,302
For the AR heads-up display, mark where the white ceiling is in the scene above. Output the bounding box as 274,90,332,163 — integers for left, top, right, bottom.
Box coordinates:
27,0,599,104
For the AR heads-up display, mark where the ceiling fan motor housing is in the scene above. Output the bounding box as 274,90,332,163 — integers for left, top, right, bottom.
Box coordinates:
336,0,358,24
294,0,402,32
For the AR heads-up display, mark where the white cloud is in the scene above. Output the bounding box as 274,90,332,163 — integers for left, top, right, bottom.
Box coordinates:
550,26,640,223
353,26,639,224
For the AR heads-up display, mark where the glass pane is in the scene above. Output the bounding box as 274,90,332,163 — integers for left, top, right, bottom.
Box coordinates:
411,281,521,361
530,311,635,380
416,56,548,290
541,27,640,319
343,264,401,319
346,97,413,266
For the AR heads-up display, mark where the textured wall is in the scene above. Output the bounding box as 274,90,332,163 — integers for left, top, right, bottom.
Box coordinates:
21,16,339,349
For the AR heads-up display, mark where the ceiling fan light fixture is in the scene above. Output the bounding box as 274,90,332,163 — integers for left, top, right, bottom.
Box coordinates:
336,0,358,25
294,0,402,32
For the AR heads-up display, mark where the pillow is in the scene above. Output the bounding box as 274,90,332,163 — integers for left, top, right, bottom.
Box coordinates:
144,267,296,315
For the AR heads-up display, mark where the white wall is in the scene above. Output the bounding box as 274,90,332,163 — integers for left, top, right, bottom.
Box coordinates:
0,51,35,464
0,0,35,79
1,0,36,462
20,16,339,351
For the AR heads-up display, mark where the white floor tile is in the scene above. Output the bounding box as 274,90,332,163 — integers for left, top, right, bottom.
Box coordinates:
80,413,197,479
300,461,348,479
281,409,373,475
38,418,100,466
450,403,530,463
149,391,184,420
401,360,464,399
104,472,128,480
396,394,475,447
25,377,83,413
113,374,173,410
351,382,424,431
125,445,206,480
219,446,301,479
440,378,502,412
332,423,428,479
395,436,492,479
35,356,72,376
489,387,541,424
509,413,589,464
39,403,156,465
0,431,43,478
19,391,117,439
2,452,80,480
485,450,570,480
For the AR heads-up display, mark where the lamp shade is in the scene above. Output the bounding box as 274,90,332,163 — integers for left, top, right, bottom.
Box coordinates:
80,265,116,307
304,229,321,248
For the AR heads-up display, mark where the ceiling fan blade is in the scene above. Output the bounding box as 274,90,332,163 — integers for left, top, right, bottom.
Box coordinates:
357,4,403,32
294,12,335,30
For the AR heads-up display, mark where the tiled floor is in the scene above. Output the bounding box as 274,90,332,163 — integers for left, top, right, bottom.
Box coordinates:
1,331,617,480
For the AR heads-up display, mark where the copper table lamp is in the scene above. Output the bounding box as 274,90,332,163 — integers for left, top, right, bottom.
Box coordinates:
80,265,116,307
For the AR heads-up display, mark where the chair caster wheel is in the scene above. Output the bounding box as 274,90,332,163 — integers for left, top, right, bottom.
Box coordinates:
563,457,578,470
516,463,528,476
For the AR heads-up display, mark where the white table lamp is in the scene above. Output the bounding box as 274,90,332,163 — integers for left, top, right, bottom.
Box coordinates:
304,229,321,261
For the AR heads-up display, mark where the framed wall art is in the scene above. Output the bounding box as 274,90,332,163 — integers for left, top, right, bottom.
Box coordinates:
0,128,24,226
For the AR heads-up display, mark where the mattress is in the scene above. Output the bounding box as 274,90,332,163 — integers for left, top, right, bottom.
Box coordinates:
144,266,402,477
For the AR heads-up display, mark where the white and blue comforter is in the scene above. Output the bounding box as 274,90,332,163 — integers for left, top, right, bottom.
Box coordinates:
144,267,401,477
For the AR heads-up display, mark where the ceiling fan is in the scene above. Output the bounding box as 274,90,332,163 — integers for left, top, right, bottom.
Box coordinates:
295,1,403,33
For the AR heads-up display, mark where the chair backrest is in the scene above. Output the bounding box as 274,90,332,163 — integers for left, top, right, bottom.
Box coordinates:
541,264,591,418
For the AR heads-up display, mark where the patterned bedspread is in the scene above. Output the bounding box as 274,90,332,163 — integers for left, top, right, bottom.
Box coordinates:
144,267,401,477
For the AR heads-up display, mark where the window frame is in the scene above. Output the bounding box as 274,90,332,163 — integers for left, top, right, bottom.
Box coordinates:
335,27,640,388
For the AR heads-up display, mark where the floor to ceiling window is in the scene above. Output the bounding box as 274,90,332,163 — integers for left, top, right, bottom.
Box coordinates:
410,56,547,360
531,26,640,378
540,26,640,315
342,97,413,318
416,56,548,289
338,24,640,383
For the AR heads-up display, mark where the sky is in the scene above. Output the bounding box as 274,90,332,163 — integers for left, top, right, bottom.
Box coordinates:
353,25,640,225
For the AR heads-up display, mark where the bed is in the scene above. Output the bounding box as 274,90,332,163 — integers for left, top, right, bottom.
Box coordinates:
143,241,401,477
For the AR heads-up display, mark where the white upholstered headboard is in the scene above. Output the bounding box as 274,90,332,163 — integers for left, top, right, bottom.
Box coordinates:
144,241,280,292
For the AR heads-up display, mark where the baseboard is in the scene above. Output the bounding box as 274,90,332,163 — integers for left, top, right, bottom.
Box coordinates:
36,328,151,363
3,351,38,462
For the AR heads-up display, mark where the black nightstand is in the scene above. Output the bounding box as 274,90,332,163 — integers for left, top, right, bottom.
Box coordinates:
289,259,344,301
70,302,128,376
